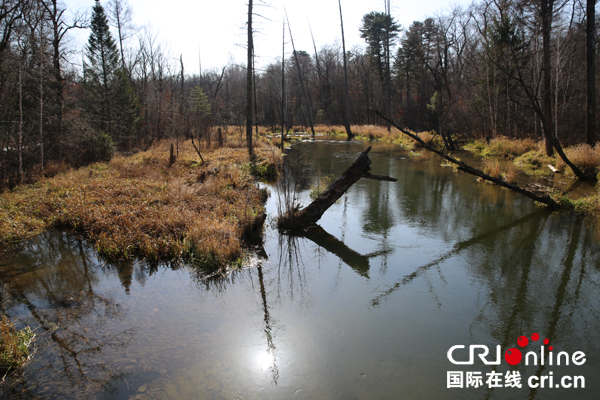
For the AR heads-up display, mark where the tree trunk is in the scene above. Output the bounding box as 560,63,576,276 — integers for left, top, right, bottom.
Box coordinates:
587,0,596,145
309,23,326,120
281,21,286,150
278,146,396,229
40,42,44,172
541,0,555,156
18,65,23,183
286,13,315,137
246,0,254,156
338,0,353,139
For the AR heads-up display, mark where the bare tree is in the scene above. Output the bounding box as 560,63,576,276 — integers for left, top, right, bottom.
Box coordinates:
41,0,84,159
338,0,353,139
107,0,136,74
586,0,596,145
246,0,253,156
309,21,325,119
281,20,286,149
286,10,315,137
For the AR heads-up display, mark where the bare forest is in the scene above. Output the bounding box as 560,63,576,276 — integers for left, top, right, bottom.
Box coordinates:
1,0,598,189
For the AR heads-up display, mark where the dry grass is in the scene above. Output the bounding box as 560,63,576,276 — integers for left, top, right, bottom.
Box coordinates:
309,124,441,148
482,160,520,183
465,137,538,159
0,315,35,372
0,136,281,269
503,163,519,184
482,159,502,178
555,144,600,179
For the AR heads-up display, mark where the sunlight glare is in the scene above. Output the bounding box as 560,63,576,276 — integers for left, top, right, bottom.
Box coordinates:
256,351,274,371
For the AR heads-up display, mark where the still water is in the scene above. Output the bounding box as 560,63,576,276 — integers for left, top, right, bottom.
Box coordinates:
1,139,599,399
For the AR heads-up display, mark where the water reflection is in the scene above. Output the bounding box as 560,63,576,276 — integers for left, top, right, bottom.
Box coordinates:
1,139,600,399
0,233,137,399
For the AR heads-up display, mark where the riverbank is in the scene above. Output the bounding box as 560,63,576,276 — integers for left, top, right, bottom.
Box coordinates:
295,125,600,212
0,137,281,269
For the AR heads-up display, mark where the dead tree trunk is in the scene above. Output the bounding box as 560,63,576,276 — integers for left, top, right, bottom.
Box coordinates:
281,20,287,150
372,110,559,208
286,11,316,137
587,0,596,145
309,22,326,118
338,0,353,140
246,0,254,156
278,146,396,229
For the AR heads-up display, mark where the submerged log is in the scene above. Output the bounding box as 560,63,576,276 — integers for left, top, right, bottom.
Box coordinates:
278,146,397,230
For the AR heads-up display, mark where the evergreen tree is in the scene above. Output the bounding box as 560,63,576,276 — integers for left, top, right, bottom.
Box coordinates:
83,0,138,151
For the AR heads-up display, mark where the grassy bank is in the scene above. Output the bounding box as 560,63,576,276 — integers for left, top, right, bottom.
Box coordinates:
462,137,600,180
460,137,600,211
301,125,600,212
0,136,281,269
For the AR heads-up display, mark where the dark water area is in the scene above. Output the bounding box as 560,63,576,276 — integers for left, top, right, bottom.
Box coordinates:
1,138,600,399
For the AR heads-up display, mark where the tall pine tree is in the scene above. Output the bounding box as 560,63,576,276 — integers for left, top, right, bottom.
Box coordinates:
83,0,138,152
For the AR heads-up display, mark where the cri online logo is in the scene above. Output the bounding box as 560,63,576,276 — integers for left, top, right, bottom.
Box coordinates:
447,333,586,366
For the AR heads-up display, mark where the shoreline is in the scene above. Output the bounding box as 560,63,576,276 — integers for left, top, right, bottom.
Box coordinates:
0,136,281,270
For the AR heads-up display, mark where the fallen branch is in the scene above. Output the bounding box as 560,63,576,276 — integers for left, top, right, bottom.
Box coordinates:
371,109,559,209
278,146,397,229
191,137,205,164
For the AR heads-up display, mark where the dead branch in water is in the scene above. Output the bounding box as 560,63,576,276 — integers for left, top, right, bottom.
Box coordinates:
278,146,397,229
371,109,559,209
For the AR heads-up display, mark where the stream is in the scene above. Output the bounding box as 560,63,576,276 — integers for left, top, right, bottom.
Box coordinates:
1,138,599,399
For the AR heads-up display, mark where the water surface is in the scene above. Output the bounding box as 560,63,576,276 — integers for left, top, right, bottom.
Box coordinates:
1,139,599,399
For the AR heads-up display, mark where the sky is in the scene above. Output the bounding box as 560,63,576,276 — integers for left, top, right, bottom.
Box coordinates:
63,0,472,75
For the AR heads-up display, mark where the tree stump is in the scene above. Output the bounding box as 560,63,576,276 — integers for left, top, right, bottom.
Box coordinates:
168,143,176,166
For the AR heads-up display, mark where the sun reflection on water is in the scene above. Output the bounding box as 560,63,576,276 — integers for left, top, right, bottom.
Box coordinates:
256,351,275,371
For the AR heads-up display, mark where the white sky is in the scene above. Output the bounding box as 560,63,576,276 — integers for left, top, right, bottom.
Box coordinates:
63,0,472,75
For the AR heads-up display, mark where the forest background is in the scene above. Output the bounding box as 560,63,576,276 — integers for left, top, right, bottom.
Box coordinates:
0,0,598,188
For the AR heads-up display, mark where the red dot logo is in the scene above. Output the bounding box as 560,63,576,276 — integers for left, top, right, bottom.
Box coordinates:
518,336,529,347
531,333,540,341
505,348,522,365
543,338,550,345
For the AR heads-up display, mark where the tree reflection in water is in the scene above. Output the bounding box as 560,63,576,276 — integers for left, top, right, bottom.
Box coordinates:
0,232,136,399
368,208,600,399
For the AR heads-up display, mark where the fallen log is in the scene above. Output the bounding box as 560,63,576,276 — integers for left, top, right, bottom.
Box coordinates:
278,146,397,230
371,110,559,209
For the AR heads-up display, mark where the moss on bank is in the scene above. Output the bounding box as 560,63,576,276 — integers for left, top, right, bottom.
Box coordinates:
0,137,281,270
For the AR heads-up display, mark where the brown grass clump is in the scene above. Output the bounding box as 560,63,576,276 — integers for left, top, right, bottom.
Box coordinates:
481,159,520,184
0,137,281,269
468,137,539,159
503,163,519,184
0,315,35,372
555,144,600,179
482,159,502,179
